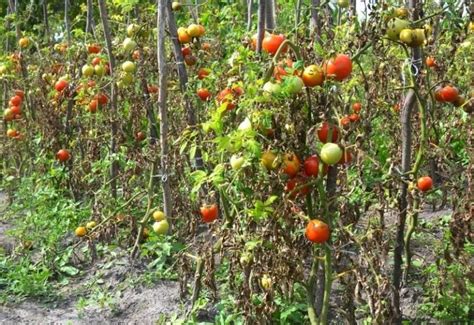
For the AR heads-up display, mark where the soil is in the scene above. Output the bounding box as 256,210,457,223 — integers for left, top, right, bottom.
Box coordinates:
0,190,454,323
0,192,182,324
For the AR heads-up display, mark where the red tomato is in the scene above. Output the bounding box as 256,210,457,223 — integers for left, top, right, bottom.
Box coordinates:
282,153,300,177
88,100,98,113
304,155,319,177
135,131,146,142
217,88,236,110
340,116,351,129
10,105,21,115
439,86,459,102
10,95,22,107
147,85,159,94
349,113,360,122
197,68,211,80
91,57,102,66
232,85,244,97
181,47,192,57
95,93,109,105
305,219,330,243
262,34,286,56
55,80,69,92
324,54,352,81
6,129,19,138
200,204,218,223
184,55,197,66
56,149,71,162
425,56,436,68
286,176,310,198
352,102,362,113
87,44,101,54
317,122,339,143
197,88,211,101
417,176,433,192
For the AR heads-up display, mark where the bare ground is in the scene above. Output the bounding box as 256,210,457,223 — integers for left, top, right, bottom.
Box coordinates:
0,192,182,324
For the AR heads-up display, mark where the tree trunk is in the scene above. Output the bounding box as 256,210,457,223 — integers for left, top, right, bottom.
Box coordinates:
392,0,422,320
247,0,253,31
64,0,71,44
42,0,50,44
166,2,204,171
256,0,266,52
265,0,276,31
86,0,95,35
310,0,321,37
157,0,172,219
97,0,119,199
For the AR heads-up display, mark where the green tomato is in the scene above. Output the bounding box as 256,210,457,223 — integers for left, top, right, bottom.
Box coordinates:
122,37,137,52
320,143,343,165
122,61,136,73
82,64,95,77
152,220,169,235
127,24,140,37
230,155,245,170
262,81,282,95
120,72,134,85
337,0,350,8
94,65,105,76
286,76,304,95
386,18,410,40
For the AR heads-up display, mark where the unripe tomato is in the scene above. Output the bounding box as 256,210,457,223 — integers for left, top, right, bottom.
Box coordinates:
200,204,218,223
6,129,19,138
262,34,286,55
320,143,343,165
153,210,166,222
302,65,324,87
324,54,352,81
56,149,71,162
417,176,433,192
75,226,87,237
282,153,300,177
261,151,279,170
317,122,339,143
305,219,330,243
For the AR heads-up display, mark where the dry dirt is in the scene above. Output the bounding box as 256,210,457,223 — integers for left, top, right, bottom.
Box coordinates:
0,192,183,324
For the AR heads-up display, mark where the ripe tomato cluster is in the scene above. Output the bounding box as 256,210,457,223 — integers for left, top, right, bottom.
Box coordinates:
4,89,25,139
